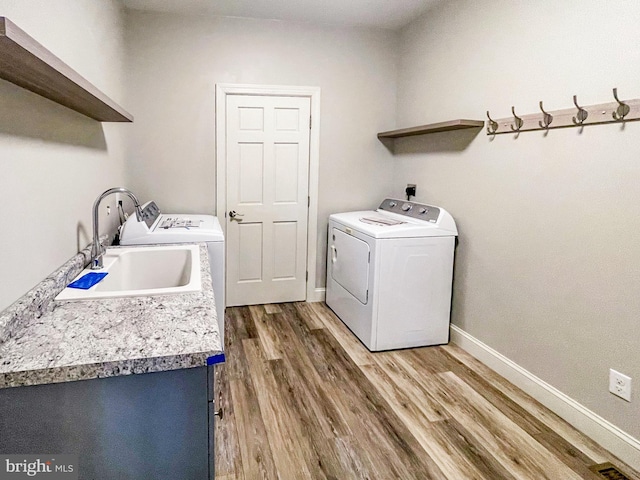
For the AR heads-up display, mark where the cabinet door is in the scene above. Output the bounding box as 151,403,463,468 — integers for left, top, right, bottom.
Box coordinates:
0,368,209,479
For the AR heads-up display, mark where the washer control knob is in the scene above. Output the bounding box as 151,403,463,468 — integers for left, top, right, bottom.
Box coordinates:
388,201,397,208
401,203,412,211
419,207,428,214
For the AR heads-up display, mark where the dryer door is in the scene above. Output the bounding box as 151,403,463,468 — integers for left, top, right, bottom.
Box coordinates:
330,228,370,304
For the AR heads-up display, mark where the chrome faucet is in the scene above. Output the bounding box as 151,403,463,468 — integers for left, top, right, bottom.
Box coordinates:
91,187,144,269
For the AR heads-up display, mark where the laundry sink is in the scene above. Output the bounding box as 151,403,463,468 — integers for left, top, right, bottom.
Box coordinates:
56,245,201,301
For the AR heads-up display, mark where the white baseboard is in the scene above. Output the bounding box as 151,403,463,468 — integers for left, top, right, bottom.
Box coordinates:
306,287,326,303
450,324,640,470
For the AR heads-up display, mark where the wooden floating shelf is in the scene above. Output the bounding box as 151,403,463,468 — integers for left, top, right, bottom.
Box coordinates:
378,119,485,139
488,96,640,135
0,17,132,122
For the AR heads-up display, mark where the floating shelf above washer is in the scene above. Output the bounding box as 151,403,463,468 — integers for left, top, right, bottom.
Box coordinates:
0,17,132,122
377,119,484,139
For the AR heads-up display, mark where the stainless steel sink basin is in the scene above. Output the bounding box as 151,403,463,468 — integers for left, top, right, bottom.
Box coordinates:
56,245,201,301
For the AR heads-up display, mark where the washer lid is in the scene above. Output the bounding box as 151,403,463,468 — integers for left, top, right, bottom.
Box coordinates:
329,210,457,238
148,214,224,242
121,214,224,245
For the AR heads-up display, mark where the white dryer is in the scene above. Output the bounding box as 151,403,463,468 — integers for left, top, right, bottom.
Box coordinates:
119,201,225,346
326,198,457,351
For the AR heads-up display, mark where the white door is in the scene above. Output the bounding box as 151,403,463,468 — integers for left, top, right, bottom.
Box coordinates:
225,94,311,306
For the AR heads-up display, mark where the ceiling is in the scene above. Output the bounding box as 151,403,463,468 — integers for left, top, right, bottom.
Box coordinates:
121,0,443,30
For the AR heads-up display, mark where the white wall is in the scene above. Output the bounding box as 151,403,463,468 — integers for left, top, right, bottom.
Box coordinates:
0,0,130,311
394,0,640,441
123,10,398,287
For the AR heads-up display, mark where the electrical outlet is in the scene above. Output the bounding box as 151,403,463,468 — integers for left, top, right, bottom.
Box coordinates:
405,184,416,198
609,369,632,402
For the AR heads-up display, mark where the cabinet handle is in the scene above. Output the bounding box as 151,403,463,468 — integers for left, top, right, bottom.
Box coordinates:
214,408,224,420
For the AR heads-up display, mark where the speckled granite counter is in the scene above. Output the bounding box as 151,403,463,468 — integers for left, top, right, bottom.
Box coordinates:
0,243,222,389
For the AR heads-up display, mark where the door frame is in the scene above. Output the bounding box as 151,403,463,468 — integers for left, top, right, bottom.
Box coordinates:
215,83,322,303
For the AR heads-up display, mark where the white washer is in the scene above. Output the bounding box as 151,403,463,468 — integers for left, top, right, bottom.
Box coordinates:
326,198,457,351
119,201,225,346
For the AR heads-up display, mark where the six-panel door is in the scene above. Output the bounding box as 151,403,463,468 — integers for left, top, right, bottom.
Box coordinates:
225,95,311,306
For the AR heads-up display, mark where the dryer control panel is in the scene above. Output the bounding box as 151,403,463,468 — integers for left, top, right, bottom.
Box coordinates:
378,198,440,223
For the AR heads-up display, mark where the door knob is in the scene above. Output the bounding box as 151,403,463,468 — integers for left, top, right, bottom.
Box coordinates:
229,210,244,220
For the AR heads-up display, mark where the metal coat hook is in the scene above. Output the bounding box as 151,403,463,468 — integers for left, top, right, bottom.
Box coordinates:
510,106,523,132
612,88,630,121
572,95,588,125
486,111,498,134
538,101,553,129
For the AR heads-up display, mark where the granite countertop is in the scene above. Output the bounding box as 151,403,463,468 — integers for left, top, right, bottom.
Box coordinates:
0,243,222,389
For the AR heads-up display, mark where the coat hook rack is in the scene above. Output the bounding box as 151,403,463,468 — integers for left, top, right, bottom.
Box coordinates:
486,111,498,134
572,95,588,125
485,88,640,135
510,106,523,132
538,101,553,129
612,88,630,121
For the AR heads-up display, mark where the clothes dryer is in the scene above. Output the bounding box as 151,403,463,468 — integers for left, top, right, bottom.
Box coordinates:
326,198,457,351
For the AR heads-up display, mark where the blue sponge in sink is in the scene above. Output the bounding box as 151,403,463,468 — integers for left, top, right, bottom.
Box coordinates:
67,272,108,289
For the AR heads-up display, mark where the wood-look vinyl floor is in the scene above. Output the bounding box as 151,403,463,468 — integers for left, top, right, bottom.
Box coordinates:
214,302,640,480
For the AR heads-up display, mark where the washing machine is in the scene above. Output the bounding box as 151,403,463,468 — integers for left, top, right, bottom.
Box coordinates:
326,198,457,351
119,201,225,346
